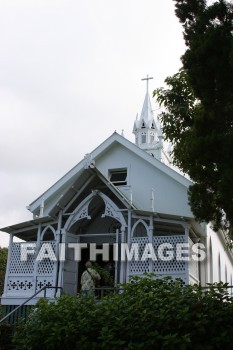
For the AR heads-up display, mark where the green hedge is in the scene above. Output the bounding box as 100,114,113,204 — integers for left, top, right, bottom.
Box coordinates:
0,247,8,296
0,323,15,350
14,276,233,350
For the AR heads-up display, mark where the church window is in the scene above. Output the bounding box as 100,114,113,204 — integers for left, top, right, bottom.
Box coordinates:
141,134,146,143
109,169,127,186
209,237,213,283
150,134,155,143
218,253,221,281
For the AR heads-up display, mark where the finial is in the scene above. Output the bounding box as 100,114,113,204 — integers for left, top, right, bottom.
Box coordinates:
121,129,125,137
39,198,45,217
141,74,153,93
83,153,95,169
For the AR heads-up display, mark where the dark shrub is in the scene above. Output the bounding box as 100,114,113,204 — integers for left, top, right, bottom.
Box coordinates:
14,276,233,350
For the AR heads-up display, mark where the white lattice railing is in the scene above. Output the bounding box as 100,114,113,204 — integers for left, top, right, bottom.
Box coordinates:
128,235,200,285
129,235,188,284
6,241,57,298
152,235,186,275
129,237,150,275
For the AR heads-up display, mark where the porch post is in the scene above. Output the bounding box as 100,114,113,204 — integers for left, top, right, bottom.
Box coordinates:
57,228,66,292
33,224,41,294
120,227,126,284
2,233,13,297
125,209,132,283
54,210,63,297
114,230,119,286
184,224,190,284
148,215,153,273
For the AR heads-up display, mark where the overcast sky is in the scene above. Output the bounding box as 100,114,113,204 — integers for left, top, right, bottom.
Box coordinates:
0,0,186,247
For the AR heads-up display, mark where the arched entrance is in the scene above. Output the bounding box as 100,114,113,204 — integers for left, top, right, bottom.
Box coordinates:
63,191,127,295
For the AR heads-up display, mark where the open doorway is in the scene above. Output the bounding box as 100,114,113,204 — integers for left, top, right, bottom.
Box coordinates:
77,231,121,296
77,243,116,293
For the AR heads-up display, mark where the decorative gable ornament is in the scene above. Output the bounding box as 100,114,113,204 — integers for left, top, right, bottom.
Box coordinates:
83,153,95,169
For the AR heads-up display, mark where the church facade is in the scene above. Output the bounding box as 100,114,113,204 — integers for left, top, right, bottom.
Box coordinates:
1,84,233,307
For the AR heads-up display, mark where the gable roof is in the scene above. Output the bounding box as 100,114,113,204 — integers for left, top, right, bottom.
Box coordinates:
0,168,137,239
47,166,137,218
28,132,192,214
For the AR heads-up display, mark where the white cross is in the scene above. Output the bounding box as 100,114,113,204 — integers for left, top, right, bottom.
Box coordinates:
141,74,153,92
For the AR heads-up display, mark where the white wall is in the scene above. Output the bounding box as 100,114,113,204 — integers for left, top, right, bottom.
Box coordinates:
206,225,233,285
96,143,193,218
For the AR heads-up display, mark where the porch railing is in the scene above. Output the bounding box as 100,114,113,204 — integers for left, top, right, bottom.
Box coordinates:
0,286,63,325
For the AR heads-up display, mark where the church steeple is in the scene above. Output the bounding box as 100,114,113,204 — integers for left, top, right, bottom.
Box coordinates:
140,90,154,122
133,75,163,160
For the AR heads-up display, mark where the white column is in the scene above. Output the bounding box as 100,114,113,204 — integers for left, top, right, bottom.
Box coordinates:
54,211,63,297
33,223,42,294
148,216,153,273
125,210,132,283
57,228,66,292
2,233,13,297
120,226,126,284
184,224,190,284
200,234,207,287
114,230,119,286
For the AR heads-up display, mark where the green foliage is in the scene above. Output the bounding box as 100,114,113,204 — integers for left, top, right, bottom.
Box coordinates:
154,69,196,145
0,323,15,350
0,305,4,320
92,263,114,287
0,247,8,296
154,0,233,237
14,276,233,350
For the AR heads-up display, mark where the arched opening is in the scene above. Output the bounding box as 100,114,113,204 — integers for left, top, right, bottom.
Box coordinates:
225,265,228,283
63,192,126,296
141,133,146,143
209,237,213,283
218,253,221,282
132,220,148,238
41,226,56,241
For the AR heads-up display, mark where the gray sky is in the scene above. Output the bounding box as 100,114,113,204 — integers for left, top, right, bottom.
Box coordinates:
0,0,185,247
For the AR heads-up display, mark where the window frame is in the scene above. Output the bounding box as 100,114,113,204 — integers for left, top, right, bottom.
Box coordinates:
109,168,128,186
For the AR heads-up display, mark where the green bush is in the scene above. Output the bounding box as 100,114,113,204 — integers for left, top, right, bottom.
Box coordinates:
0,247,8,296
0,304,4,319
0,323,15,350
14,276,233,350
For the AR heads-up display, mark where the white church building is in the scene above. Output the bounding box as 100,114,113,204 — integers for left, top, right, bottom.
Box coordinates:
1,77,233,308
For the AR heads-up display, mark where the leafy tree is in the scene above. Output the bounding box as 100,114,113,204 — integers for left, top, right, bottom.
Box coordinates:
14,276,233,350
154,0,233,237
0,247,8,296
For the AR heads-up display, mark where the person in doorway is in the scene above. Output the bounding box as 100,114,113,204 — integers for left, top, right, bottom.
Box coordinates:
80,261,101,296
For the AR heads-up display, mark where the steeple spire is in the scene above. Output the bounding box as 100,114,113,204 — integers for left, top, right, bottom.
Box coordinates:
133,74,163,160
140,90,154,122
139,74,154,122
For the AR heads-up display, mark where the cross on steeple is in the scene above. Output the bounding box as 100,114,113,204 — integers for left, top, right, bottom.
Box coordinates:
141,74,153,92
